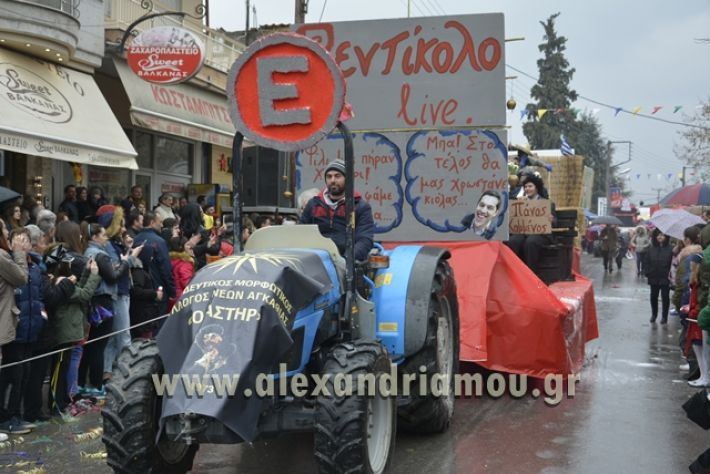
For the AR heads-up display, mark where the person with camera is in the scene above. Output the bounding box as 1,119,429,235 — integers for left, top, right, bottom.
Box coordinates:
42,243,101,418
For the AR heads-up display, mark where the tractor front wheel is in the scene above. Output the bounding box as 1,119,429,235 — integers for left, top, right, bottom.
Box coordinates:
314,340,396,474
101,339,197,474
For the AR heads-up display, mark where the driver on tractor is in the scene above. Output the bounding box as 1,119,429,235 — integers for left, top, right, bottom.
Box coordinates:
299,159,375,262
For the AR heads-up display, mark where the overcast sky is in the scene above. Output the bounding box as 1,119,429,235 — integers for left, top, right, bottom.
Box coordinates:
209,0,710,204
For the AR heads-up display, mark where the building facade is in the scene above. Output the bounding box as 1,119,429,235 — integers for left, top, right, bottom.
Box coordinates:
0,0,252,216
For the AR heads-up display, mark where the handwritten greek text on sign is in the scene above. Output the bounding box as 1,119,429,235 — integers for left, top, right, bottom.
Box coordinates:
296,129,508,241
296,133,403,233
293,14,505,131
509,200,552,235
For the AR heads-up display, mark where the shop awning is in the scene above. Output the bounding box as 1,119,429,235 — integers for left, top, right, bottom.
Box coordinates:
0,47,137,169
114,60,236,148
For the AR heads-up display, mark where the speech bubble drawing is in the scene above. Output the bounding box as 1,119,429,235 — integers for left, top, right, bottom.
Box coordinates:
296,132,404,233
405,129,508,233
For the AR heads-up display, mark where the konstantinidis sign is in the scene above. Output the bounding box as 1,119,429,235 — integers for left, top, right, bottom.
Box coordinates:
127,26,205,84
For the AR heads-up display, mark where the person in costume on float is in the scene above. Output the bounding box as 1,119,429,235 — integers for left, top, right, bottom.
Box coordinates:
505,174,556,278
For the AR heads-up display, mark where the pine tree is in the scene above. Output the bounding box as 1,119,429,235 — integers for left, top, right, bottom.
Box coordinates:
522,13,618,211
522,13,578,148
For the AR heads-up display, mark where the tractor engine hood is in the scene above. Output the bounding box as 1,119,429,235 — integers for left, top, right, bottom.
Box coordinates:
156,249,332,442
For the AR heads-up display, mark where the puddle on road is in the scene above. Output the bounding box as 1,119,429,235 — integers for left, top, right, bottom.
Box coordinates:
594,296,637,302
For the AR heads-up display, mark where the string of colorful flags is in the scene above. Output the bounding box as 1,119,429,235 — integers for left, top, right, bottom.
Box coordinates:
515,105,700,121
620,171,696,181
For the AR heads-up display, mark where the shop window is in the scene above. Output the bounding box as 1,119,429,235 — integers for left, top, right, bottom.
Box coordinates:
155,136,191,175
87,166,130,203
135,131,152,169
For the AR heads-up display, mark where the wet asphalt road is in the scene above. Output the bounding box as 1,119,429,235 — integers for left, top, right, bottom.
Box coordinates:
3,251,707,473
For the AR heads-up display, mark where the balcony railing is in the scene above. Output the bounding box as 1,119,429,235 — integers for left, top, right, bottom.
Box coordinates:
20,0,80,18
104,0,244,73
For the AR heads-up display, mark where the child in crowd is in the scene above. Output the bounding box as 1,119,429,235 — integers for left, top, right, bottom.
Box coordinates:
169,236,194,312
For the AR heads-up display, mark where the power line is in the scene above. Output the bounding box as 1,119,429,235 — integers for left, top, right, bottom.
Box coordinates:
424,0,446,15
412,0,434,16
318,0,328,22
430,0,447,15
506,63,709,131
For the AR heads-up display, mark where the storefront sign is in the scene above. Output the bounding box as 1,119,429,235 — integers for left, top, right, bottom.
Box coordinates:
0,63,73,123
127,26,205,84
227,33,345,152
114,60,235,147
0,48,137,169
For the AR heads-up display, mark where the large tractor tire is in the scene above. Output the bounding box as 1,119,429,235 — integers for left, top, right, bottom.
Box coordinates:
314,340,396,474
398,259,459,433
101,339,197,474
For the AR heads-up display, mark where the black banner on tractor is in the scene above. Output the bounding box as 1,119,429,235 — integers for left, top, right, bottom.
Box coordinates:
156,249,331,441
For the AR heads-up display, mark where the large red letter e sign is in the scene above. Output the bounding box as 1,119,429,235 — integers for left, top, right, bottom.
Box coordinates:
227,33,346,152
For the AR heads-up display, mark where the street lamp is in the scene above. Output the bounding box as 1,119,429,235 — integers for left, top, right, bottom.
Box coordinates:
605,140,632,214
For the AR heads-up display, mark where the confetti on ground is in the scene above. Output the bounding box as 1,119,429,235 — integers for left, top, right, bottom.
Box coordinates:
74,427,103,442
4,459,37,467
17,468,46,474
80,450,107,459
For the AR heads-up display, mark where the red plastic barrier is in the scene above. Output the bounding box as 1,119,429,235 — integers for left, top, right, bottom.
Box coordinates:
385,241,598,377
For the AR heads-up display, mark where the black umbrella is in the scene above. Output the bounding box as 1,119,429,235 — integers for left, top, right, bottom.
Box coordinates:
590,215,624,226
0,186,20,206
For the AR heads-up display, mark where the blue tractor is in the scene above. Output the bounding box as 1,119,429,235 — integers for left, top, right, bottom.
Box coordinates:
101,33,460,474
101,136,459,474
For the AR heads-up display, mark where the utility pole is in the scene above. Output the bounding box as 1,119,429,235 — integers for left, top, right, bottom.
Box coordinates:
245,0,251,45
652,187,665,204
681,166,695,187
295,0,307,24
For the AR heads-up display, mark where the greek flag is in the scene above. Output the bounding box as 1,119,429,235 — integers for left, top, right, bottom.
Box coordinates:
560,134,574,156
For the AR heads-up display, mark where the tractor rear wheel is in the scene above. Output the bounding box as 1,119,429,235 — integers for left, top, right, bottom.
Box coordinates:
314,340,396,474
101,339,197,474
398,259,459,433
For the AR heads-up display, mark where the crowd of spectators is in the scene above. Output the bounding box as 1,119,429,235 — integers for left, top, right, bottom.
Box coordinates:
0,185,292,435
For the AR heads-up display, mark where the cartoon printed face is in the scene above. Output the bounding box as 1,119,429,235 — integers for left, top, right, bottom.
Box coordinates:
473,194,500,229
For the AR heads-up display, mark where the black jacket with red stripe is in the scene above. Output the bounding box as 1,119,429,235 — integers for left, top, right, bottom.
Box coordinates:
299,190,374,261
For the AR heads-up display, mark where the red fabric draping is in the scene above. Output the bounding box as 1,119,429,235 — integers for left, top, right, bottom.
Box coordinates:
384,241,598,377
